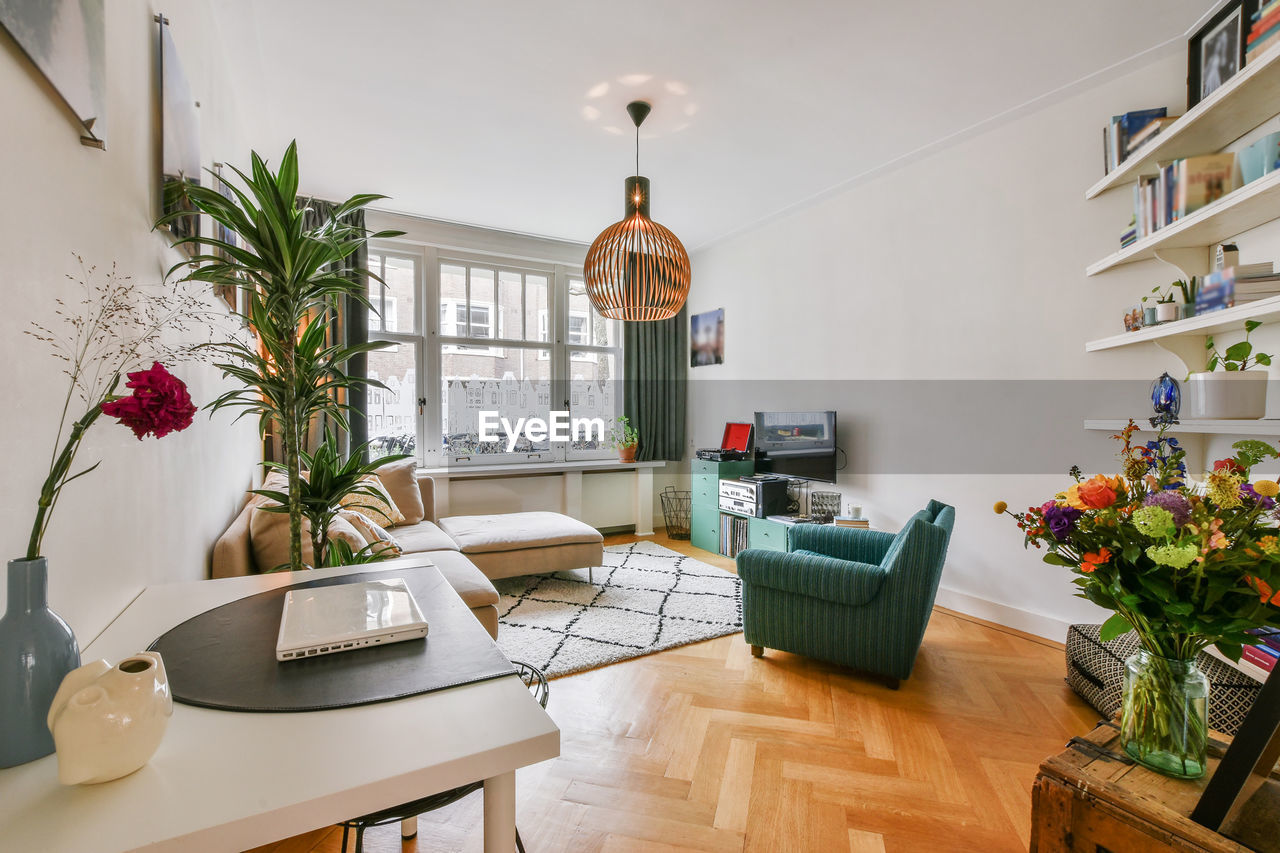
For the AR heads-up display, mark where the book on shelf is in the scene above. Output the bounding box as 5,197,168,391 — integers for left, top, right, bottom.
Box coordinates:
1127,153,1238,242
1196,266,1280,313
1249,627,1280,653
1103,107,1167,174
1254,0,1280,22
832,516,869,528
1248,9,1280,43
1241,643,1278,672
1249,29,1280,59
1126,117,1178,154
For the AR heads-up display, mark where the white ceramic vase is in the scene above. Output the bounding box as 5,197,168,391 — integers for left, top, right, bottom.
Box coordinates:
1186,370,1269,420
46,651,172,785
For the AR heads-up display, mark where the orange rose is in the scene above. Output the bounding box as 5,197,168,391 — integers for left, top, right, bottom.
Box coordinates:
1067,475,1120,510
1080,547,1112,574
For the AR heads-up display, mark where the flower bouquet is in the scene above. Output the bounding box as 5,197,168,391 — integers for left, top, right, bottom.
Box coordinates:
997,422,1280,778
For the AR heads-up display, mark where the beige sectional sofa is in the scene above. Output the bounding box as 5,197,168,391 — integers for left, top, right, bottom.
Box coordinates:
213,473,502,637
211,469,605,640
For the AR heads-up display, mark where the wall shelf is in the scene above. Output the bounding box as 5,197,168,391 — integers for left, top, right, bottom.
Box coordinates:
1086,42,1280,199
1083,419,1280,436
1086,169,1280,276
1085,295,1280,352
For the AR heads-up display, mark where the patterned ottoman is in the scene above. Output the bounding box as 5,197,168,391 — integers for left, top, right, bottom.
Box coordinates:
1065,623,1262,736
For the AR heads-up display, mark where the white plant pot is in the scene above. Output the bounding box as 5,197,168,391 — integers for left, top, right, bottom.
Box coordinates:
1156,302,1179,323
46,652,172,784
1186,371,1269,420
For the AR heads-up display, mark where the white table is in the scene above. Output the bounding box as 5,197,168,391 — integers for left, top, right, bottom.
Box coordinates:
0,558,560,852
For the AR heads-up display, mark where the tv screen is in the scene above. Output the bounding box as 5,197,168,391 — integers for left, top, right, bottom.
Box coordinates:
753,411,838,483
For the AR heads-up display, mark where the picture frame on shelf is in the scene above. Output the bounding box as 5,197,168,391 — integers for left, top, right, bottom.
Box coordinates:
1188,0,1258,108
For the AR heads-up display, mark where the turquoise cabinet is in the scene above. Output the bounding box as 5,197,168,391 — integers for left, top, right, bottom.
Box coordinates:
690,458,753,553
688,458,789,555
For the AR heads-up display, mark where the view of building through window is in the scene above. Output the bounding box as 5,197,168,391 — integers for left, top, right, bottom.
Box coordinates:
364,250,622,463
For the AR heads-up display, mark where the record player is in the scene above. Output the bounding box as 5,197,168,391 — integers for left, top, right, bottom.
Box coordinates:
695,422,753,461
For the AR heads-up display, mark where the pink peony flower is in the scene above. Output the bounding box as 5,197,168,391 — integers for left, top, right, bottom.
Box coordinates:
101,362,196,440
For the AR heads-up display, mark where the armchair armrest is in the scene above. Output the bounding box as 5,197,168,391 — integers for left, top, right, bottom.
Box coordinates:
737,548,888,607
788,524,896,566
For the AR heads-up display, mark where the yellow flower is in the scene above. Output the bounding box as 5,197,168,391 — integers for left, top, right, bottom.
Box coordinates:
1254,480,1280,498
993,501,1008,514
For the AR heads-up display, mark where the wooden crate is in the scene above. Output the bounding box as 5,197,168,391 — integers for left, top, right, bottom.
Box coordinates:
1032,723,1279,852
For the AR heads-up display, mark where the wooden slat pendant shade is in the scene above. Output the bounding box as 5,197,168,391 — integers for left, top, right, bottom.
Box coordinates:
584,176,691,321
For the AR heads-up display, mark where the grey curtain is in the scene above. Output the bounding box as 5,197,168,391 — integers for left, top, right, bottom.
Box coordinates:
300,200,369,455
623,307,688,461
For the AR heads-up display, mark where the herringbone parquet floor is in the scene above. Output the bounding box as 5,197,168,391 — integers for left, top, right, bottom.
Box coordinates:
251,532,1098,853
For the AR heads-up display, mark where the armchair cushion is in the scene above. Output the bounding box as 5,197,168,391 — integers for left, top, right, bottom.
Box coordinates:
737,548,887,607
788,524,897,565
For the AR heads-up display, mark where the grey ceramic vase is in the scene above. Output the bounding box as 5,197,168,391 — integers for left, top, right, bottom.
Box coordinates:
0,557,80,767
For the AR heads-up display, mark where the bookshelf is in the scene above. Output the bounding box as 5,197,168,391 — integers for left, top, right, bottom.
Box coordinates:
1087,169,1280,275
1086,41,1280,199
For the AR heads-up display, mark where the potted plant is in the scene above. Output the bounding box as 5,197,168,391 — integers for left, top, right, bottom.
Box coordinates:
608,415,640,462
1143,285,1179,324
255,431,409,568
1175,277,1198,319
996,425,1280,778
1186,320,1272,419
158,142,402,573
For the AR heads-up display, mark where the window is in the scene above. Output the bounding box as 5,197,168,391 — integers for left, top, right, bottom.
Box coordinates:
364,245,622,466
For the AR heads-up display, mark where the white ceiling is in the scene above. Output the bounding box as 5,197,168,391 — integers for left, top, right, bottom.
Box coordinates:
208,0,1210,249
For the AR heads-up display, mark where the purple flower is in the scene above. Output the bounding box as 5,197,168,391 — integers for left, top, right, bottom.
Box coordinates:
1241,483,1276,511
1043,504,1083,540
1144,490,1192,527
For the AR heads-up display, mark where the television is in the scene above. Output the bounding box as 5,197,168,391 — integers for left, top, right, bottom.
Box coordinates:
752,411,838,483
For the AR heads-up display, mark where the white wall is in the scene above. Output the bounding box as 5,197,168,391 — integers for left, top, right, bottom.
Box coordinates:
686,50,1280,640
0,1,259,642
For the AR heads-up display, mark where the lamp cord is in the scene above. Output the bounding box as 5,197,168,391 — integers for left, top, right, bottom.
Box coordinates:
635,123,639,178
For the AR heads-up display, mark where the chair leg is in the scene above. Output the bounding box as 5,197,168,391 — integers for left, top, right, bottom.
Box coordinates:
884,676,900,690
354,824,365,853
750,644,764,657
516,826,527,853
401,816,417,838
340,824,349,853
589,567,594,584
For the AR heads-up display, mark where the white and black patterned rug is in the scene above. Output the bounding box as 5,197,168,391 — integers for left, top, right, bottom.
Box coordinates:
493,541,743,678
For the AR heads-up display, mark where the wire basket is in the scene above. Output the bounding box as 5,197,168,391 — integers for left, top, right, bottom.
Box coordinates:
810,491,841,519
660,486,692,539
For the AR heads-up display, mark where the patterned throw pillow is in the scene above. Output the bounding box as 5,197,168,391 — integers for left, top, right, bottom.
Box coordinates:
339,509,403,559
339,475,405,527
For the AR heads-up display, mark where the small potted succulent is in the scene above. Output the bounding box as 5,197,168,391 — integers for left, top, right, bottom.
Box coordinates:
1187,320,1272,419
1143,284,1179,324
1175,278,1197,320
608,415,640,462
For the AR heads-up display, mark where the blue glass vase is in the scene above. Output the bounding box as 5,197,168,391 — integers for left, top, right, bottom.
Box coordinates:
0,557,80,767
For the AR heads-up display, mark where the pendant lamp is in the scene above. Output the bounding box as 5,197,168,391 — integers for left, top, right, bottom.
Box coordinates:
583,101,691,322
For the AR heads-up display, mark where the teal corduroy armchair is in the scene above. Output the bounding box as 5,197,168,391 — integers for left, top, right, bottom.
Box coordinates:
736,499,955,687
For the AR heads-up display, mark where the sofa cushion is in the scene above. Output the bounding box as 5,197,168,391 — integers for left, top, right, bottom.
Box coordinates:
377,458,425,525
438,511,603,554
426,550,500,610
339,475,405,527
249,507,367,571
392,520,461,553
339,509,403,559
465,541,604,581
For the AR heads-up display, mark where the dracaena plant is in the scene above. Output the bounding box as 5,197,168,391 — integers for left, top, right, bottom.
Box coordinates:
157,141,402,572
254,431,409,568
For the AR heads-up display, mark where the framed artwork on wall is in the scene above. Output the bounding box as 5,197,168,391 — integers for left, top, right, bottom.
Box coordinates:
691,308,724,367
0,0,106,146
157,13,201,249
1188,0,1258,108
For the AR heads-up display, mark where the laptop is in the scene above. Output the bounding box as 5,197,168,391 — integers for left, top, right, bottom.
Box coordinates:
276,578,429,661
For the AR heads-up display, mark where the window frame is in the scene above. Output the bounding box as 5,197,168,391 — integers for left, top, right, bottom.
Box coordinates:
364,243,624,468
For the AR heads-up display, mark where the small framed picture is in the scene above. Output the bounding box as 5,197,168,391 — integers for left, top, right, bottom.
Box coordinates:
1188,0,1258,108
691,308,724,367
